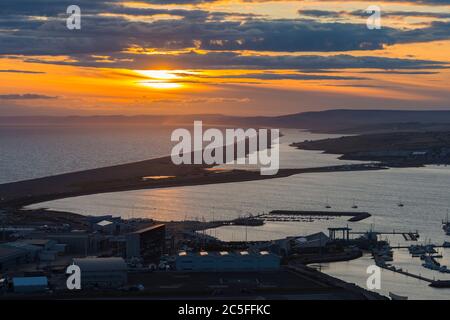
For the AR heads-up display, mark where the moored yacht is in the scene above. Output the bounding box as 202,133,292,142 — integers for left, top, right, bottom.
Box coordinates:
443,213,450,235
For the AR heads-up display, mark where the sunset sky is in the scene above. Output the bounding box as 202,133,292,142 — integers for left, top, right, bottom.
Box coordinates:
0,0,449,116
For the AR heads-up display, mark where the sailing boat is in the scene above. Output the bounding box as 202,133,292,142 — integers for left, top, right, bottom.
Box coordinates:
398,197,404,207
352,199,358,209
443,211,450,235
325,196,331,209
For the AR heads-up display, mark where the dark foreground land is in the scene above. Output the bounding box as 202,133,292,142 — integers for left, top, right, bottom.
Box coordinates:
292,131,450,167
1,267,386,300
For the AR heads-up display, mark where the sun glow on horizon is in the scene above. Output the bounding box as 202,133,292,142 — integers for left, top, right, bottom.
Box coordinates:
141,81,183,89
135,69,190,89
136,70,181,79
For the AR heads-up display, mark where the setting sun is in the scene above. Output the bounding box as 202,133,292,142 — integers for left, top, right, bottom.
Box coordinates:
135,70,184,89
136,70,180,79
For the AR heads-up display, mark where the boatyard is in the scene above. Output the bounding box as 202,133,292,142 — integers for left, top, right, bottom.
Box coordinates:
1,200,450,300
0,204,387,299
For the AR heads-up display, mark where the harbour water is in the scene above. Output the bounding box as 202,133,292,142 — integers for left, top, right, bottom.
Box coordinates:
19,128,450,299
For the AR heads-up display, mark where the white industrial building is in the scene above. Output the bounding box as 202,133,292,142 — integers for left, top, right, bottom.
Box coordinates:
175,251,280,272
293,232,329,249
72,257,128,289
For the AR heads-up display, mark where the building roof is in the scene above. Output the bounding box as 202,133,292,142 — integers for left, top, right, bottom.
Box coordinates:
130,224,165,235
13,277,48,287
2,241,42,252
22,239,54,246
0,246,27,259
305,232,329,241
72,257,127,272
97,220,114,227
44,232,89,239
294,232,329,247
177,250,277,258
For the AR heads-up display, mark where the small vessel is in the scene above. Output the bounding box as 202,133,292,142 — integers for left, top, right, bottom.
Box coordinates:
409,244,436,256
443,212,450,235
325,197,331,209
439,266,450,274
420,254,443,260
389,292,408,300
373,244,394,262
409,245,426,256
381,254,393,262
397,197,404,207
351,199,358,209
422,255,441,271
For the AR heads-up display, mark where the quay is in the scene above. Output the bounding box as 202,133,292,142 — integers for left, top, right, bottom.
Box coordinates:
377,263,433,283
378,262,450,288
390,245,446,249
263,210,371,222
351,230,420,241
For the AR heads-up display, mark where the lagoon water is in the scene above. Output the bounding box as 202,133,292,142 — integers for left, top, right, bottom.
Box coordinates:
17,128,450,299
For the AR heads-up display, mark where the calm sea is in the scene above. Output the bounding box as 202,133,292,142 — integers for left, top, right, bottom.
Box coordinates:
8,127,450,299
0,125,175,183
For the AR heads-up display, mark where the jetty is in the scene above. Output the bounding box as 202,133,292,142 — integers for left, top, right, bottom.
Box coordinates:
351,230,420,241
264,210,371,222
378,264,433,283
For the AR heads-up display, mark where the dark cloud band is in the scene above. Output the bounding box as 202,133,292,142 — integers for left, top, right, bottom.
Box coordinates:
0,94,57,100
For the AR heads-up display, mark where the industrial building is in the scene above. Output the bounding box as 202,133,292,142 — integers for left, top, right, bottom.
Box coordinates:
1,239,66,264
0,246,29,272
22,239,56,250
72,257,128,289
292,232,329,250
175,251,280,272
36,232,106,254
126,224,165,261
87,215,133,235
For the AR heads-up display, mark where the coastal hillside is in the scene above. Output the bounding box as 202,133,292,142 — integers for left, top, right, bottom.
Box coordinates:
256,109,450,133
3,109,450,133
292,131,450,166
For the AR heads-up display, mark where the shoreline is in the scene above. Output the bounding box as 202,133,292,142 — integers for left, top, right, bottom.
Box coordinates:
0,163,386,209
291,131,450,167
